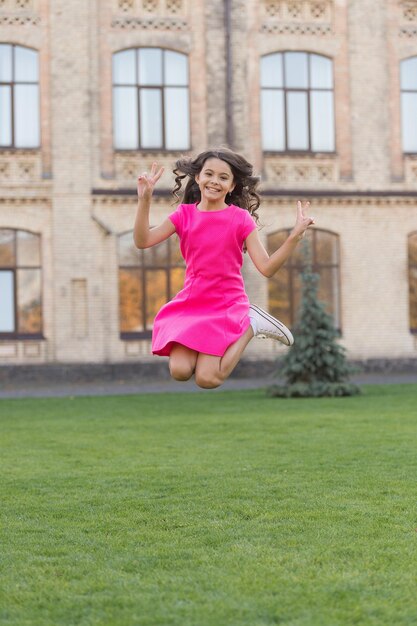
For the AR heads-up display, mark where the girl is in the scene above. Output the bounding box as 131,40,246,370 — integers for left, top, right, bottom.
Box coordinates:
134,149,314,389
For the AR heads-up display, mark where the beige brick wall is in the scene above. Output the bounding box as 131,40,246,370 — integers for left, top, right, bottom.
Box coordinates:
0,0,417,366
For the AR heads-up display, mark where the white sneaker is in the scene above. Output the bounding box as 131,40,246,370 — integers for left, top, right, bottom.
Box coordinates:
249,304,294,346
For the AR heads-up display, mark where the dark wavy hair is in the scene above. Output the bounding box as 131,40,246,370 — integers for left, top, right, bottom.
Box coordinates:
172,148,261,224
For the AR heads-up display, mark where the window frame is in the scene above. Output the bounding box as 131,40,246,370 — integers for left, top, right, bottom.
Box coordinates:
260,51,336,155
0,43,40,150
118,231,185,340
112,47,191,153
0,228,43,339
267,227,342,332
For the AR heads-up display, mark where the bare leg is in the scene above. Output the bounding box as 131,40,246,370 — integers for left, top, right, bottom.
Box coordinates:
169,344,198,381
195,326,254,389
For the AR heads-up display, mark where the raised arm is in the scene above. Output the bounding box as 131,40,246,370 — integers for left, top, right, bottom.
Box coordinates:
133,162,176,249
245,201,315,278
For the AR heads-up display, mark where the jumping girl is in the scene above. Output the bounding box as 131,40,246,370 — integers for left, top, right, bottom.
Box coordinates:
134,149,314,389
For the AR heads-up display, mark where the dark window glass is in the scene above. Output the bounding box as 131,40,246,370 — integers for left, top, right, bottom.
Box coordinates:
17,268,42,333
113,48,190,151
0,229,42,336
260,52,335,153
119,268,143,333
0,44,40,149
408,232,417,332
267,229,341,330
118,232,185,338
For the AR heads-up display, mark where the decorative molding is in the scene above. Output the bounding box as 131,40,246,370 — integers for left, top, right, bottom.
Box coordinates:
262,0,332,19
114,0,186,15
0,343,18,358
261,22,331,35
263,156,338,186
0,151,42,184
90,189,417,209
0,14,39,24
261,193,417,206
0,339,46,364
399,1,417,36
0,0,37,9
399,26,417,37
112,0,187,28
111,16,187,29
113,151,181,187
0,195,50,205
0,0,39,24
103,151,185,199
92,194,152,206
400,0,417,22
115,153,142,182
164,0,184,13
261,0,333,35
404,157,417,183
117,0,135,11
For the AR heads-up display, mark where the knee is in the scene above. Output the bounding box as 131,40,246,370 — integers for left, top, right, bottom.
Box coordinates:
169,361,195,381
195,371,224,389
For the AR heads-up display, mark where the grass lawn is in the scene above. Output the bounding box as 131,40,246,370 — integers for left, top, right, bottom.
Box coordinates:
1,384,416,626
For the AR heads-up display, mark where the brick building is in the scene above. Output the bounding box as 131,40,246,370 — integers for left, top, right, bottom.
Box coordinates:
0,0,416,367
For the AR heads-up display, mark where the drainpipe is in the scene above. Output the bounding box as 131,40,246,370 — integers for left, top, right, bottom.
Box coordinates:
224,0,234,149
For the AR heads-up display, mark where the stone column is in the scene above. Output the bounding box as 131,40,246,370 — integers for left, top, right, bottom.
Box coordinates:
204,0,227,147
49,0,104,362
348,0,391,188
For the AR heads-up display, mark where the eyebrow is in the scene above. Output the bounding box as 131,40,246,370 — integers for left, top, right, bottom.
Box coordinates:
203,168,231,176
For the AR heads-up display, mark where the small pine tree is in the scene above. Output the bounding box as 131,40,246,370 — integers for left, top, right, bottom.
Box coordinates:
268,241,361,398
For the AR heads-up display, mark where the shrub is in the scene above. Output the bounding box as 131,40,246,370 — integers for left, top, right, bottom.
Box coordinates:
268,241,361,398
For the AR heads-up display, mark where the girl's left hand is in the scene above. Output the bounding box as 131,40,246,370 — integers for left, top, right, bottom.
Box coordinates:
291,201,315,241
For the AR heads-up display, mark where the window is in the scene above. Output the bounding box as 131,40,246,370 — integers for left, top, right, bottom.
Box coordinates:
408,232,417,333
0,44,40,149
118,232,185,338
0,229,42,337
260,52,335,153
112,48,190,151
401,57,417,153
267,228,340,330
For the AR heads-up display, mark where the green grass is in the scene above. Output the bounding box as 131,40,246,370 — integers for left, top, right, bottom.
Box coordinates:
1,385,417,626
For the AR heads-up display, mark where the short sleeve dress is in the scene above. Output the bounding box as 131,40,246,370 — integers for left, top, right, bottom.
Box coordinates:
152,202,257,357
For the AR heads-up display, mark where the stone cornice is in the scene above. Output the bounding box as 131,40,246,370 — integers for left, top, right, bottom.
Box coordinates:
91,187,417,206
0,196,51,205
92,188,173,205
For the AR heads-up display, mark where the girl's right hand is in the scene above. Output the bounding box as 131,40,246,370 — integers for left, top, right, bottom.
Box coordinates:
137,162,164,199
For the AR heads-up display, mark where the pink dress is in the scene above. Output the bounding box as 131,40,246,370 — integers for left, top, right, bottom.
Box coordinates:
152,202,257,357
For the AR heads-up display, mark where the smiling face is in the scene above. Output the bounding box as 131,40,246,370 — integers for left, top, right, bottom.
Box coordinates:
195,158,235,204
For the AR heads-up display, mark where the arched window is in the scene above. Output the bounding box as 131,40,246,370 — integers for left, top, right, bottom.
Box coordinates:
112,48,190,151
267,228,340,330
401,57,417,153
118,232,185,338
0,44,40,148
0,229,42,337
408,232,417,332
260,51,335,153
